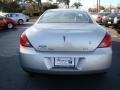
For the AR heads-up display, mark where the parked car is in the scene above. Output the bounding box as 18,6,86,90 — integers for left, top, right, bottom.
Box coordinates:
90,12,97,19
0,15,17,29
101,12,111,25
104,13,120,27
19,9,112,75
94,12,111,24
94,13,102,24
25,15,30,22
113,14,120,28
2,13,29,24
113,14,120,33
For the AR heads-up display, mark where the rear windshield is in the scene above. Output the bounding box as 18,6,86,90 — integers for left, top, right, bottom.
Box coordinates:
98,13,105,16
98,13,110,16
38,11,93,23
117,13,120,17
108,13,120,17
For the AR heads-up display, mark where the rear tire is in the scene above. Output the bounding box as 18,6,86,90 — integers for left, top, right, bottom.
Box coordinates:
26,19,29,22
22,68,36,77
27,72,35,77
7,23,14,29
18,19,24,25
25,70,35,77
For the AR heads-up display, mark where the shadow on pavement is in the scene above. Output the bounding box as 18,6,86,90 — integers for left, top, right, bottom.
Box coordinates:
0,37,120,90
24,41,120,90
26,73,115,90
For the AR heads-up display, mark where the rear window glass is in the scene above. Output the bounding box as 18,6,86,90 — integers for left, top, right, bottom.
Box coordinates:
7,14,13,17
108,13,117,17
38,11,93,23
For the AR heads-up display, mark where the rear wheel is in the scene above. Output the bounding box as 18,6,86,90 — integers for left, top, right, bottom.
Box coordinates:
26,71,35,77
26,19,29,22
18,19,24,24
22,69,35,77
7,23,14,29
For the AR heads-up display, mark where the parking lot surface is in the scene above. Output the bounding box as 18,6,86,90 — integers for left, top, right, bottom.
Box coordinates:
0,21,120,90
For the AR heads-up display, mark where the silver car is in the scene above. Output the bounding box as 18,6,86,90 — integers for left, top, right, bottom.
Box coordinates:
2,13,27,24
19,9,112,75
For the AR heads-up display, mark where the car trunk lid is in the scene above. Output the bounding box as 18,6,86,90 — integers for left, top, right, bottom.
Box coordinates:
26,23,106,52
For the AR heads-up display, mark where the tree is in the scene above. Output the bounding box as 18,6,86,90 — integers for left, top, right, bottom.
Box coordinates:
42,3,58,12
117,4,120,9
88,8,97,12
57,0,70,8
72,2,82,9
0,1,23,13
65,0,70,8
36,0,42,14
100,6,105,10
25,0,42,14
26,0,33,3
15,0,21,3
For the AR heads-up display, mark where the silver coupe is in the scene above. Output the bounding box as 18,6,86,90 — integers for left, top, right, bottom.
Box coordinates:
19,9,112,75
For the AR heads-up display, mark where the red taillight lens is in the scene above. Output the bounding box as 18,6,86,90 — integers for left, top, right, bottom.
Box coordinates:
102,16,107,20
20,33,32,47
98,34,111,48
97,15,101,19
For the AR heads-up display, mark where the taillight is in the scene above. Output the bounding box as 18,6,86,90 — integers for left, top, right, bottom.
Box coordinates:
20,33,32,47
98,15,101,19
102,16,107,20
98,34,111,48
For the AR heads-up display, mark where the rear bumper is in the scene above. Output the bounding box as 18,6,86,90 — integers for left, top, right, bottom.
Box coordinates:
19,46,112,74
26,19,29,22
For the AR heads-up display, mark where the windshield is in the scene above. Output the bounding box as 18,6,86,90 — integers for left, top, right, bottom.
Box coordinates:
108,13,120,17
38,11,93,23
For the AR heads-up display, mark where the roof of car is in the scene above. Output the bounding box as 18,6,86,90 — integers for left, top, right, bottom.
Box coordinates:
47,9,87,12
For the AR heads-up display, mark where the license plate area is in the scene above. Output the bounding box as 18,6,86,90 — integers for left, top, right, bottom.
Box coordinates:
54,57,75,67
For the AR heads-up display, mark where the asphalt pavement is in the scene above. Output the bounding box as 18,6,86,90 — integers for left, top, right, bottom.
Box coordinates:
0,21,120,90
